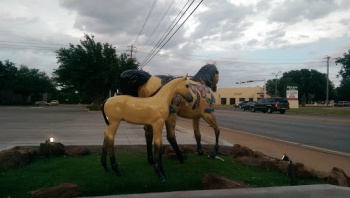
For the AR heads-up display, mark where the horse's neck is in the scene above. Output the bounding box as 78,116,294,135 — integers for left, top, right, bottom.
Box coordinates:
153,79,180,104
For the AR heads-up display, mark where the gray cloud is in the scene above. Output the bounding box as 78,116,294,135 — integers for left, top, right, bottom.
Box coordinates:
268,0,340,24
190,0,254,40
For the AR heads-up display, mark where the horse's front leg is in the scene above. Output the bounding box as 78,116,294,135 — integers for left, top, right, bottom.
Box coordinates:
202,112,220,158
144,125,154,164
165,113,184,163
152,124,166,181
193,118,204,155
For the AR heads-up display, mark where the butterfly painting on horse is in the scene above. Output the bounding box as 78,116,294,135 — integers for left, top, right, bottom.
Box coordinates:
101,74,193,181
119,63,220,164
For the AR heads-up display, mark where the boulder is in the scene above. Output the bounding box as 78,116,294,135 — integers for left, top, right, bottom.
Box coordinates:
326,167,350,187
39,142,65,156
229,144,330,179
0,150,30,169
230,144,263,158
29,183,83,198
64,146,89,157
231,144,288,173
202,173,250,190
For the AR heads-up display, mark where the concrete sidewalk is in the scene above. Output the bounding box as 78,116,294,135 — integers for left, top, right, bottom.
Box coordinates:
90,184,350,198
174,118,350,174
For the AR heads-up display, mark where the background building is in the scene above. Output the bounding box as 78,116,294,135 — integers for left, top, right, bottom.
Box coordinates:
213,86,266,105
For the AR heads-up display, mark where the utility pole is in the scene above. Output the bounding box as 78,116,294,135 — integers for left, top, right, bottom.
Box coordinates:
272,71,281,97
325,56,330,106
129,45,134,59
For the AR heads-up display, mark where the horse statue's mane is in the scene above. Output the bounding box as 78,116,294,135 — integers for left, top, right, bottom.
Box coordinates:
119,63,218,96
155,75,176,85
119,70,151,96
190,64,219,88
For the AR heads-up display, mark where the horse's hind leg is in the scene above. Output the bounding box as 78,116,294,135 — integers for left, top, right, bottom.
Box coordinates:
193,118,204,155
103,122,122,176
153,124,166,181
165,114,184,163
144,125,154,164
201,113,220,158
101,136,109,171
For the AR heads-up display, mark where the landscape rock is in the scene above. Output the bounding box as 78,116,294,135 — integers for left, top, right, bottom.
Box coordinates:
0,150,30,169
326,167,350,187
29,183,83,198
230,144,262,158
231,144,288,173
64,146,89,157
202,173,250,190
230,144,329,179
39,142,65,156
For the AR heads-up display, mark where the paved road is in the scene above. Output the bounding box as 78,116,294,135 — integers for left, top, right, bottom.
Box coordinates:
0,105,106,150
0,105,199,151
213,108,350,155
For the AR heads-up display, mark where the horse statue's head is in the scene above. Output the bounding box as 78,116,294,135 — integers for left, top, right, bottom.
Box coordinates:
190,64,219,92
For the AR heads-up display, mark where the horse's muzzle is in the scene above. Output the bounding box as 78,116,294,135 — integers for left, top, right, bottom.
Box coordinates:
184,93,193,102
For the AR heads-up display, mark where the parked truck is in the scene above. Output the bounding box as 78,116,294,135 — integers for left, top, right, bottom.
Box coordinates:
251,97,290,114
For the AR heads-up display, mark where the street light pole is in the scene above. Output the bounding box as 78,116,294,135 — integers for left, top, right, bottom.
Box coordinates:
325,56,330,106
272,71,281,97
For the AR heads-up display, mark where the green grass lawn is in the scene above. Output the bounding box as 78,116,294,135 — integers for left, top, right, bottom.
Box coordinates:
0,153,324,197
289,107,350,116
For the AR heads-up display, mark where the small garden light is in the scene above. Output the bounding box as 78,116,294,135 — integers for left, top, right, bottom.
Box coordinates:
282,154,297,185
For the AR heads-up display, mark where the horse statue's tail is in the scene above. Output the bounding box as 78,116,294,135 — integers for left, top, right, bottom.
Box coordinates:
101,99,109,125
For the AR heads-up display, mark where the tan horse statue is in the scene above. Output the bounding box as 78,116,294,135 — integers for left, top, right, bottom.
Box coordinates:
101,74,193,181
119,64,220,164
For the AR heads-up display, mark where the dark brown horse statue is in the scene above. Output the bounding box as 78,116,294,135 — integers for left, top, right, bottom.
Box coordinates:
119,64,220,164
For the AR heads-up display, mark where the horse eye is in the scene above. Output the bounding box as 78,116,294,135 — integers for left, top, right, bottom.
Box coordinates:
186,84,189,88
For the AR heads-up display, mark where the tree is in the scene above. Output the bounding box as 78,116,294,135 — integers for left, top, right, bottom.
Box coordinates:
266,69,335,104
335,49,350,100
54,34,138,107
0,60,17,92
12,66,54,103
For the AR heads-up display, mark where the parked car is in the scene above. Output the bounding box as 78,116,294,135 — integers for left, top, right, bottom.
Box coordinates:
234,101,248,108
335,101,350,107
241,101,256,111
50,100,59,105
35,101,51,106
251,97,290,114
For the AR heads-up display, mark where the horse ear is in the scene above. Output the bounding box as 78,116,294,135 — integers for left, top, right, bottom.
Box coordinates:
183,73,188,80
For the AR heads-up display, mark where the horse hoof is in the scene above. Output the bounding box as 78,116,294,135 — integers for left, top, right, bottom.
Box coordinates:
159,175,166,182
198,150,204,155
148,159,155,165
209,152,217,158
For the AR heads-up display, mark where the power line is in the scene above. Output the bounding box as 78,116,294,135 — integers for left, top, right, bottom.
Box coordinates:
0,40,69,47
139,0,193,67
134,0,158,45
136,0,178,61
140,0,203,68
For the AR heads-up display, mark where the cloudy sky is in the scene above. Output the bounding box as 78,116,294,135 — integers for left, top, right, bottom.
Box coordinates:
1,0,349,88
